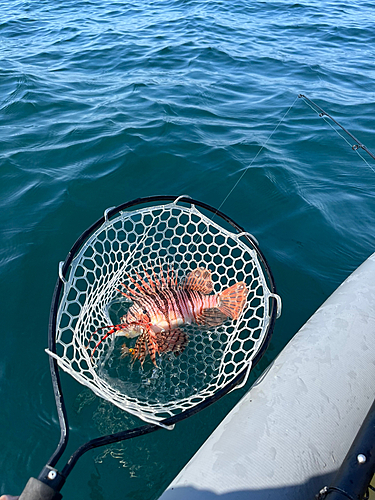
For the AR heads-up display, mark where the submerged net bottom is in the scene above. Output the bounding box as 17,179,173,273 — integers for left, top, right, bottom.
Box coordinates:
48,201,275,425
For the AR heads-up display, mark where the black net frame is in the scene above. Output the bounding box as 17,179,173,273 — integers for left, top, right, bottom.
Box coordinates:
38,196,279,494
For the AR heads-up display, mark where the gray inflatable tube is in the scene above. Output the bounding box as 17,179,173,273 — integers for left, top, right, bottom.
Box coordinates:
159,253,375,500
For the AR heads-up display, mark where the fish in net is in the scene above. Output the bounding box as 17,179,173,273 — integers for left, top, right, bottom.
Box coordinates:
87,266,248,368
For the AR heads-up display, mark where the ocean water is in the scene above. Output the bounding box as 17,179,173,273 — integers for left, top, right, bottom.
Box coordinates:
1,0,375,498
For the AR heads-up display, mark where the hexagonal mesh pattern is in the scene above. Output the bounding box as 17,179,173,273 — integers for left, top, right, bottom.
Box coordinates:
47,200,280,425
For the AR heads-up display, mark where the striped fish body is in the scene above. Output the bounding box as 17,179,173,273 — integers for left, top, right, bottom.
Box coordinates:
116,267,248,367
125,288,221,334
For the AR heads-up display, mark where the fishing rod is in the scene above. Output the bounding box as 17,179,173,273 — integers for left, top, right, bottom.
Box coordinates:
298,94,375,161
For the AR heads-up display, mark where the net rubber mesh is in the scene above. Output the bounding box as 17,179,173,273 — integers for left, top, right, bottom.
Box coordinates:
47,199,280,426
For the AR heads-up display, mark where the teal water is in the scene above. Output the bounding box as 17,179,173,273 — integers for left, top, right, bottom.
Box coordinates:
1,1,375,498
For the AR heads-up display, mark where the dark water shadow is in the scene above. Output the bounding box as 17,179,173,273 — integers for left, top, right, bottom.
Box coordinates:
159,470,334,500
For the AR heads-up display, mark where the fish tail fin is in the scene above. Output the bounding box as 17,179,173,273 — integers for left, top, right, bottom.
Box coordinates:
218,282,248,320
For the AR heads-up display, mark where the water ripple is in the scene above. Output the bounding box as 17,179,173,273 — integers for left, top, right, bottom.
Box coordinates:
1,0,375,498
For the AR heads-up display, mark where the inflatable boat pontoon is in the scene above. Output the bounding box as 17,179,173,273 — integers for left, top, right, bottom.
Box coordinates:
159,253,375,500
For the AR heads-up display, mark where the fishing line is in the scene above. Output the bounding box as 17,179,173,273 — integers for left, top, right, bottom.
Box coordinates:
185,95,300,260
215,95,300,216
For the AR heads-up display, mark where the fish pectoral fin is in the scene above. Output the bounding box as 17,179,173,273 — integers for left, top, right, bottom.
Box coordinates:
146,333,159,367
131,331,150,367
183,267,214,294
196,307,227,327
157,328,188,355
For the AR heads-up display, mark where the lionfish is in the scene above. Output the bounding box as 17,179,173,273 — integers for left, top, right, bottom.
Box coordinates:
88,266,248,367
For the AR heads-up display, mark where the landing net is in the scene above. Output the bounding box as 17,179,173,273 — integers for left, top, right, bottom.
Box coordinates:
47,197,281,426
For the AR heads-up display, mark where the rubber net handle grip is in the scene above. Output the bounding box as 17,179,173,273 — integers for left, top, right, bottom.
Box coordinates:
18,478,62,500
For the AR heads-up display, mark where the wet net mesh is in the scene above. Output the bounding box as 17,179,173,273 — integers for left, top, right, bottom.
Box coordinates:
47,199,280,425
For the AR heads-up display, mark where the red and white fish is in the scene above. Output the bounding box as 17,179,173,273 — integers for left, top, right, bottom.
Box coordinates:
88,266,248,367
